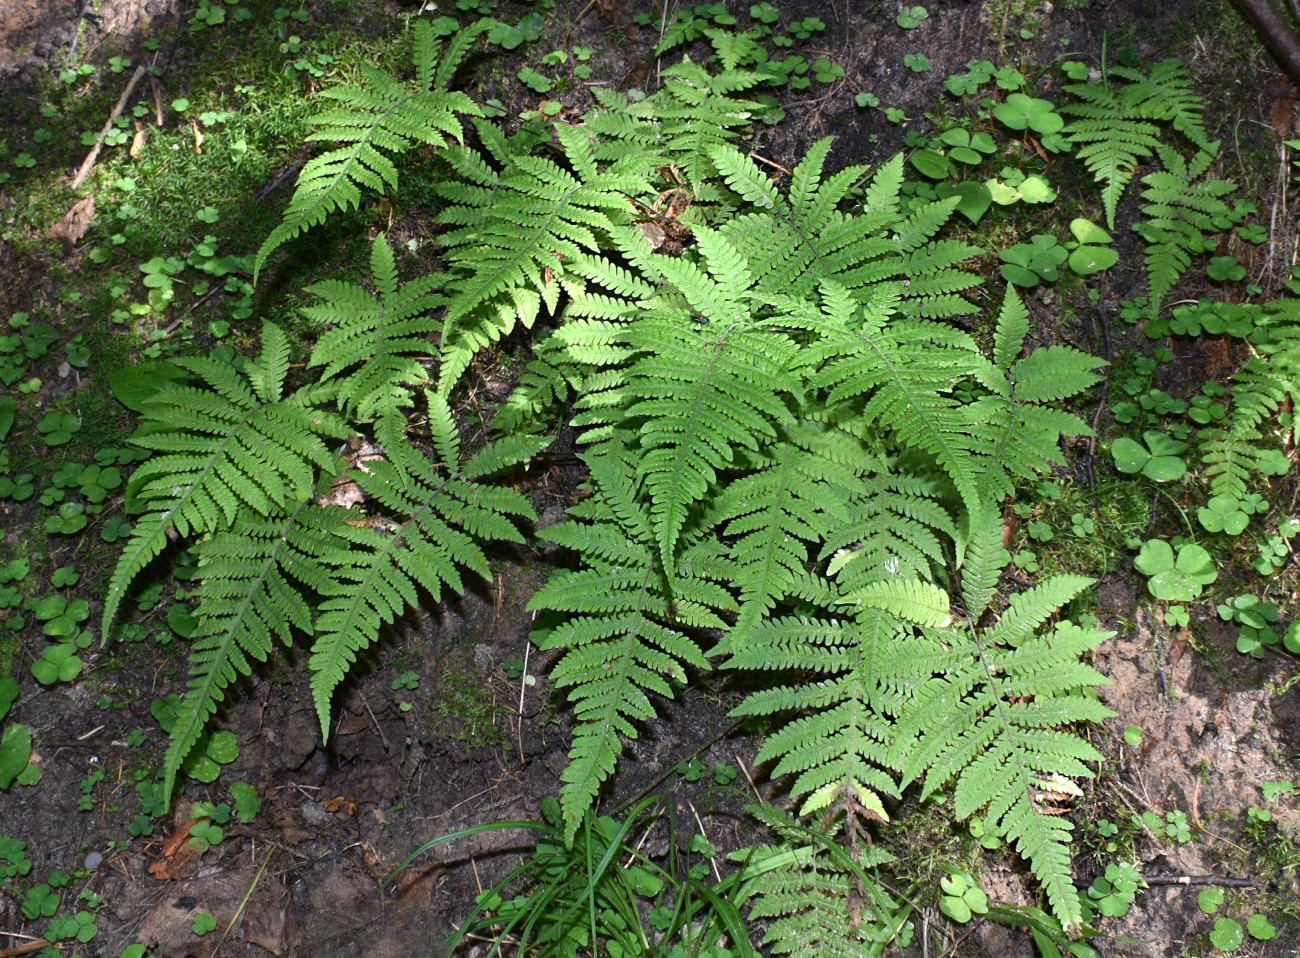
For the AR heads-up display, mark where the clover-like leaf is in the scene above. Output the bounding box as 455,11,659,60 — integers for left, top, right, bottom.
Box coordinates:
993,93,1064,135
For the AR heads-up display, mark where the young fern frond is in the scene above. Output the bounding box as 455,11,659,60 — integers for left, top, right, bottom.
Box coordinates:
255,20,487,278
893,576,1115,932
308,402,535,737
1137,144,1235,305
1062,58,1210,228
1199,299,1300,501
529,451,734,841
304,233,442,419
102,322,348,639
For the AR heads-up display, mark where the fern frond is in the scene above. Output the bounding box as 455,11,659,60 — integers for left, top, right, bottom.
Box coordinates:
577,231,803,565
1137,144,1235,304
734,805,903,957
308,409,534,737
433,123,653,394
530,452,730,841
255,19,487,277
810,283,991,517
303,233,442,419
162,501,349,803
102,322,348,639
894,576,1115,930
729,610,927,822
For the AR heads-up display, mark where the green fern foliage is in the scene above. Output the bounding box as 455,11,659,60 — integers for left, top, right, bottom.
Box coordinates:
303,232,442,419
1062,58,1210,228
1198,299,1300,502
101,321,348,640
734,804,903,958
432,122,654,394
164,501,351,800
529,451,735,841
255,20,487,277
309,402,536,737
1136,144,1236,305
893,576,1115,931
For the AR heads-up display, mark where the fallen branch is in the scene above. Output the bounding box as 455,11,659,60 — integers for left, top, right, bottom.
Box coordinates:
70,64,147,190
1230,0,1300,88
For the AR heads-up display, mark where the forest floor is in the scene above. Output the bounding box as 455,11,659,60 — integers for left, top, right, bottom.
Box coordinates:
2,0,1300,956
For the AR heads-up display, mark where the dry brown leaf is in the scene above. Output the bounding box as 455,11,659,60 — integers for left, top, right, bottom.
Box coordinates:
130,120,148,160
242,904,293,956
44,195,95,248
191,118,204,155
595,0,624,27
322,796,359,816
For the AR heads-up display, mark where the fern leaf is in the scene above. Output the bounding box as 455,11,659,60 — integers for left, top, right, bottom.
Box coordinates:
579,236,802,565
433,123,653,394
530,452,727,841
304,233,443,419
734,805,903,957
102,322,348,639
255,20,486,277
308,411,534,737
162,501,348,803
729,610,924,822
894,577,1115,931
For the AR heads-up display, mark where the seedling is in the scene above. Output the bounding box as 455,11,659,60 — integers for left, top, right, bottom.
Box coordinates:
1000,234,1068,287
903,52,931,72
897,5,928,28
1086,861,1142,917
938,871,989,923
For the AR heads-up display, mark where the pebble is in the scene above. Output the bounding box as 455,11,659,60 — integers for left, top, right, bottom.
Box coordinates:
84,851,102,871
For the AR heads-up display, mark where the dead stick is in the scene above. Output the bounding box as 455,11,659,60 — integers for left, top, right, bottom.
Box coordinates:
70,64,147,190
0,941,54,958
1229,0,1300,88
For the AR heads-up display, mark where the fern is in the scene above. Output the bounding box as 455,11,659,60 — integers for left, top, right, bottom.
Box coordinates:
1062,58,1211,228
163,500,351,800
1199,299,1300,502
303,232,442,419
255,20,487,277
432,122,654,394
733,804,903,958
1135,143,1236,305
101,322,348,639
892,576,1115,932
